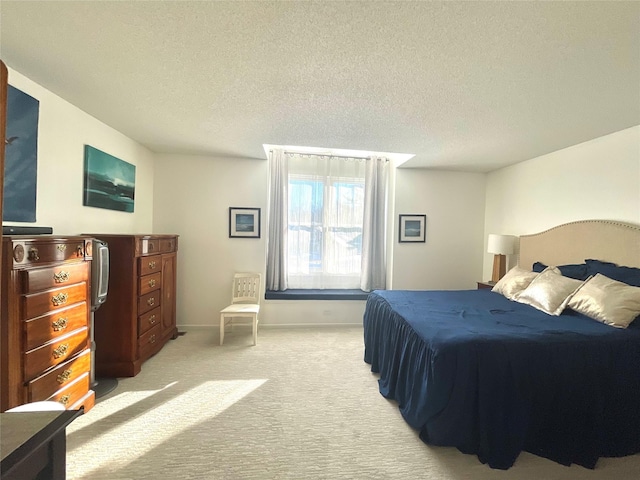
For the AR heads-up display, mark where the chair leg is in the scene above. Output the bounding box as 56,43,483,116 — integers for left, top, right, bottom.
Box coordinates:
253,315,258,346
220,314,225,346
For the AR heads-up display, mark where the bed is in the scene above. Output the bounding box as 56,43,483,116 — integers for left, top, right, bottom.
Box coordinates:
363,220,640,469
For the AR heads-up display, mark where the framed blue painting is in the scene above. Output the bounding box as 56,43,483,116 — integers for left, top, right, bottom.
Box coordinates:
3,85,39,222
83,145,135,213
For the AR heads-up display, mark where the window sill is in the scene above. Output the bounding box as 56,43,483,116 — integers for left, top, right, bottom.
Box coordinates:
265,289,370,301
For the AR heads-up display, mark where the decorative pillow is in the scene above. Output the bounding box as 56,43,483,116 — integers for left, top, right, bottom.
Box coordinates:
491,266,538,301
516,266,586,315
568,273,640,328
532,261,589,281
585,259,640,287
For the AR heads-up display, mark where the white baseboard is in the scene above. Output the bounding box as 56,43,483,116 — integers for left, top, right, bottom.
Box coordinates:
177,323,362,332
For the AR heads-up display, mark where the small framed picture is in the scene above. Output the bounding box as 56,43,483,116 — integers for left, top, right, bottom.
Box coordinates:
229,207,261,238
399,214,426,243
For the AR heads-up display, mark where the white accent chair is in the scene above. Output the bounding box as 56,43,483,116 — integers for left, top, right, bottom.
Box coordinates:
220,273,261,346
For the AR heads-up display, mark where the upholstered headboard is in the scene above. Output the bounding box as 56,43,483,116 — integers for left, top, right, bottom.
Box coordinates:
518,220,640,270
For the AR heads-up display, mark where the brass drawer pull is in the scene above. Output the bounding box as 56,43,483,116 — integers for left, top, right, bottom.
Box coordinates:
28,247,39,261
59,394,71,406
148,314,157,325
53,343,69,359
57,244,67,252
147,297,155,307
52,317,68,331
54,271,70,283
52,292,68,306
76,244,84,257
148,279,156,288
149,334,156,344
57,368,73,384
148,261,156,269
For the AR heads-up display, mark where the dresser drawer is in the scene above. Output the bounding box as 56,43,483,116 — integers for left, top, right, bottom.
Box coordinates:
28,349,91,401
23,282,87,319
138,323,161,359
138,306,161,336
138,290,161,316
137,238,160,255
139,272,162,296
159,238,177,253
21,262,89,294
45,372,90,409
11,239,89,267
24,303,88,351
139,255,161,276
24,327,89,381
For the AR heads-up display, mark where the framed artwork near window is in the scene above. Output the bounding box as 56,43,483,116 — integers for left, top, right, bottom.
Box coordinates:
399,214,426,243
229,207,261,238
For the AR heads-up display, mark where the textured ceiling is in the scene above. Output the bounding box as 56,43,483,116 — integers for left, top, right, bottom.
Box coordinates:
1,1,638,171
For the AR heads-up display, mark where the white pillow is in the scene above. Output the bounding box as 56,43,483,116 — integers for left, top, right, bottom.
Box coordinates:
515,266,585,316
568,273,640,328
491,266,538,301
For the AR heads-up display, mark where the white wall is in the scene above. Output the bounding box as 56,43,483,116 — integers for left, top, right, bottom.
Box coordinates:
5,68,155,235
393,169,487,290
152,154,270,327
484,125,640,277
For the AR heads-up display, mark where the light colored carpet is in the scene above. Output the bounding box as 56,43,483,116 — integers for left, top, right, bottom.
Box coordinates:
66,326,640,479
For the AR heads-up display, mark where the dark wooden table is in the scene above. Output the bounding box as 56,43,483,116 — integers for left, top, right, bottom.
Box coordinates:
1,409,82,480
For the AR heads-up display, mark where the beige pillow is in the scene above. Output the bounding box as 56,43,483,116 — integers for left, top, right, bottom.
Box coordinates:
515,266,585,316
491,266,538,301
568,274,640,328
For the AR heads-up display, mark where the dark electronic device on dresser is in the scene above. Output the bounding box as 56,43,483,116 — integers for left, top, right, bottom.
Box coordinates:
2,225,53,235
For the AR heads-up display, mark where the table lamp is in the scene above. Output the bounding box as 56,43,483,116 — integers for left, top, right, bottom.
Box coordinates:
488,234,515,283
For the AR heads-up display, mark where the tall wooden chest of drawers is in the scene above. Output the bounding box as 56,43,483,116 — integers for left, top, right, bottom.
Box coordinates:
1,236,95,412
87,234,178,377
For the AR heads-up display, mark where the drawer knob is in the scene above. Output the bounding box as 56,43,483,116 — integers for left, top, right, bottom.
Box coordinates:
28,247,39,261
52,317,68,331
149,334,156,344
54,270,70,283
59,394,71,406
57,368,73,384
53,343,69,359
148,260,156,269
76,244,84,257
147,297,155,306
52,292,69,306
149,314,157,325
57,244,67,252
13,244,25,262
149,279,156,288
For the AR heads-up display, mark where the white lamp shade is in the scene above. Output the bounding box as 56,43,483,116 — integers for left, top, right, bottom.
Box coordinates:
487,234,515,255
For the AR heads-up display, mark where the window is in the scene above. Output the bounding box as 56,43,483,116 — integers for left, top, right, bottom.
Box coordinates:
287,154,365,289
265,146,396,293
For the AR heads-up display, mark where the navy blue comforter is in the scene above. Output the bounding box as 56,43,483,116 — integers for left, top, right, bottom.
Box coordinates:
363,289,640,469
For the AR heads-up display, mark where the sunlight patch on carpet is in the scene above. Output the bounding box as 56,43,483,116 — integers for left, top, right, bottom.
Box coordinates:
67,379,267,478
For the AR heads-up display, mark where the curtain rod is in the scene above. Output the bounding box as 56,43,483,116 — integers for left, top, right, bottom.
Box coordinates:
270,149,386,161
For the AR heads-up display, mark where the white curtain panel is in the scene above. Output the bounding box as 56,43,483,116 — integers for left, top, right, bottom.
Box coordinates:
265,148,289,291
360,156,389,292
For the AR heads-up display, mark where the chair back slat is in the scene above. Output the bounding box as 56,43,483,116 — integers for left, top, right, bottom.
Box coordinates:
231,273,261,304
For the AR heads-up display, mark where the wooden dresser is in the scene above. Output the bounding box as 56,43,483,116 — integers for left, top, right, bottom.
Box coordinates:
87,234,178,377
0,236,95,413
